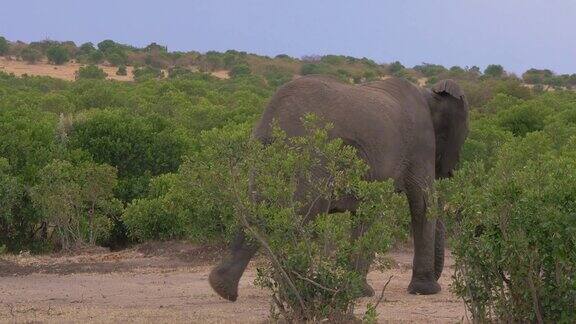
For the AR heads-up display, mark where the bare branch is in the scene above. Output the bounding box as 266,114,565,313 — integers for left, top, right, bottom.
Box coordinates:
373,275,393,309
291,270,338,293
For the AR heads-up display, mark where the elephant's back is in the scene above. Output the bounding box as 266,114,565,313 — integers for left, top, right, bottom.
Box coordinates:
253,75,427,181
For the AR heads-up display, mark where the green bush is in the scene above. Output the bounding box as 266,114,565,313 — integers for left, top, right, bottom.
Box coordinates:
387,61,405,74
20,47,42,64
31,160,119,249
440,92,576,323
116,65,127,76
87,50,104,64
38,93,74,114
78,42,96,56
76,65,108,80
483,64,505,78
122,196,186,241
69,109,188,202
106,50,127,66
46,45,70,65
300,63,330,75
0,36,8,56
133,66,164,81
413,63,447,77
122,123,252,242
229,64,251,77
264,65,292,88
442,140,576,323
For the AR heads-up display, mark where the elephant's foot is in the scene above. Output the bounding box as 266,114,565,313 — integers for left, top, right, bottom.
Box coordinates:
209,266,239,301
360,281,375,297
407,279,441,295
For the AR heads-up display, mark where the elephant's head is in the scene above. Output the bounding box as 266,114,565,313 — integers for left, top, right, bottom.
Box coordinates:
426,79,469,179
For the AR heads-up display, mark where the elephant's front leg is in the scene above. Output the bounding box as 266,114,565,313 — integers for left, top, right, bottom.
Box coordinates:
209,230,258,301
406,186,441,295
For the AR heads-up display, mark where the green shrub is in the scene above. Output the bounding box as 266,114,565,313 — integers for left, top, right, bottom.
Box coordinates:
106,50,127,66
483,64,505,78
496,101,552,136
97,39,119,53
122,196,186,241
264,65,293,88
0,36,8,56
76,65,108,80
442,139,576,323
133,66,163,81
46,45,70,65
229,64,251,77
387,61,405,74
87,50,104,64
413,63,447,77
20,47,42,64
300,63,330,75
116,65,127,76
38,93,74,114
69,109,188,202
31,160,119,249
78,42,96,56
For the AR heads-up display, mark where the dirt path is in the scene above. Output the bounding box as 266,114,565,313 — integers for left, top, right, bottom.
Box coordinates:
0,242,466,323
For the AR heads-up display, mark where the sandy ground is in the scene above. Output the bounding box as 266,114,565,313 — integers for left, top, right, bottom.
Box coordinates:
211,70,230,79
0,57,134,81
0,242,467,323
0,57,230,82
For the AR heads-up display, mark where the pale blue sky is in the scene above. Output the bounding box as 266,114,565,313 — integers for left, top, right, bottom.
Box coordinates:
1,0,575,74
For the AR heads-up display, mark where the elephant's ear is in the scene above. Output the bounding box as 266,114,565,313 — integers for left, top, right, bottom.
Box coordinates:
432,79,465,100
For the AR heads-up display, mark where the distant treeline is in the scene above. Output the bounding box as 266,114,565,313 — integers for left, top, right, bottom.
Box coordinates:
1,36,575,89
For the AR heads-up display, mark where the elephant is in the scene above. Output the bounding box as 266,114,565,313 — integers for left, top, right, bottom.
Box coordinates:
209,75,469,301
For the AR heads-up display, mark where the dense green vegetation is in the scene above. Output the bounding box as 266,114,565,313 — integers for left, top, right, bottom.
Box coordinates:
0,70,271,251
75,65,107,80
0,36,574,321
439,91,576,322
1,36,575,90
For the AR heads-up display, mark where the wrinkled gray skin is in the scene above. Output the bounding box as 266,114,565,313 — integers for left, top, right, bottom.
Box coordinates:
209,76,469,301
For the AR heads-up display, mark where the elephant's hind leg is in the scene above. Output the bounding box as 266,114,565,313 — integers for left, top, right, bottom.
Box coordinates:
434,218,445,281
350,218,375,297
209,231,258,301
406,184,441,295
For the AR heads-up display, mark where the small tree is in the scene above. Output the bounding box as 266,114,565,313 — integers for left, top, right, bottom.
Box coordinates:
300,63,329,75
20,47,42,64
76,65,108,80
387,61,405,74
78,42,96,55
46,45,69,65
88,50,104,64
484,64,505,78
106,49,127,66
229,64,251,77
116,65,127,76
0,36,8,56
97,39,118,53
31,160,120,249
77,162,118,244
31,160,81,250
133,66,163,82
